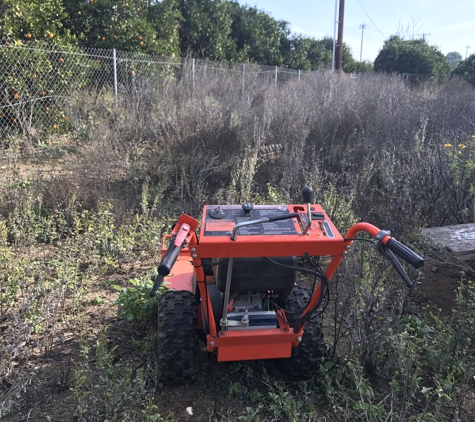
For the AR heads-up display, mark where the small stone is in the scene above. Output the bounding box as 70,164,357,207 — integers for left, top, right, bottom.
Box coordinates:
431,266,438,273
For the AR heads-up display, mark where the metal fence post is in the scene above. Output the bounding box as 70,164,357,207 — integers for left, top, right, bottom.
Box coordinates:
275,66,278,87
298,69,301,80
242,63,245,94
113,49,118,106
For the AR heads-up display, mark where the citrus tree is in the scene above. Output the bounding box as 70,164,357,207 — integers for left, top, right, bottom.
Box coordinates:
62,0,181,56
0,0,68,42
374,36,450,83
0,41,97,142
177,0,234,61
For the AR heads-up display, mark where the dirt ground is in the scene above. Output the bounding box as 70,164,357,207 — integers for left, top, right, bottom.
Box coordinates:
1,153,474,421
1,257,473,422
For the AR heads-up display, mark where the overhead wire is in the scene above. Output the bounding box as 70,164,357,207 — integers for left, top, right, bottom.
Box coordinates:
355,0,386,38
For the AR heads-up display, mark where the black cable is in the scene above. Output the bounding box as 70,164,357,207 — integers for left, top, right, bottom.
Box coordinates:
264,257,326,281
343,237,375,244
264,256,329,327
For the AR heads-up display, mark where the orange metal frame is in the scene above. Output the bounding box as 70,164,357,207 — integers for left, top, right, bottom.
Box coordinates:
161,208,390,362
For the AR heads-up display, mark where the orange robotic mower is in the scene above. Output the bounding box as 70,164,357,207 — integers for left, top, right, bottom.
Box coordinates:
149,186,424,382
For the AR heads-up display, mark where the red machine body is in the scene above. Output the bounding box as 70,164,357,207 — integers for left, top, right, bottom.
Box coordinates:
156,202,409,363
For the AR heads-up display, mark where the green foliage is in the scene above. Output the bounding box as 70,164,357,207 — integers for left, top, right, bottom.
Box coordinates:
228,2,289,65
114,274,165,322
452,54,475,87
446,51,462,71
0,41,96,141
282,35,332,70
63,0,181,56
442,136,475,222
374,36,451,83
177,0,235,61
1,0,67,42
72,331,164,421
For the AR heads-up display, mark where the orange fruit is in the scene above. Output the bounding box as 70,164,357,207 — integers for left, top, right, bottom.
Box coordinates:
59,57,64,63
14,93,19,99
11,87,15,91
53,124,57,129
131,70,135,76
41,91,45,96
12,118,17,123
125,3,129,7
139,41,144,46
138,36,142,40
26,33,32,38
33,74,37,78
102,36,105,41
45,107,49,111
78,11,81,15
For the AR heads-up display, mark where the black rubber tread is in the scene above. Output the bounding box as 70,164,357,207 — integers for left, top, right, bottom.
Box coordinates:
157,290,199,383
280,286,324,379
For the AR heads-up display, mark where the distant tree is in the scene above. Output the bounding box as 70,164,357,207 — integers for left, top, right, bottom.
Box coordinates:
374,36,450,83
228,2,288,66
353,61,373,73
452,54,475,86
281,35,330,70
318,36,361,73
177,0,234,61
446,51,462,70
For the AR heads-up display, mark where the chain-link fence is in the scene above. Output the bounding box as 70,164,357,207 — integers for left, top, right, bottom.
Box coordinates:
0,44,312,142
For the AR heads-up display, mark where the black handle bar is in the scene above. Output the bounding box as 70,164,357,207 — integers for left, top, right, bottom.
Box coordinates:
267,212,299,222
149,238,183,297
386,238,424,269
378,245,414,288
158,242,181,276
149,274,164,297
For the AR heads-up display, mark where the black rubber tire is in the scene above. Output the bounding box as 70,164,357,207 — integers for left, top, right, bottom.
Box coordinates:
157,290,199,383
280,286,324,379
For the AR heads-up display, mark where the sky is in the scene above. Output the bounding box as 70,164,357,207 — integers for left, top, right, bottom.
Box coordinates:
236,0,475,63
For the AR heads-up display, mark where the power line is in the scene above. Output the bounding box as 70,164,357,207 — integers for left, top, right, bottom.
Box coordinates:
356,0,385,38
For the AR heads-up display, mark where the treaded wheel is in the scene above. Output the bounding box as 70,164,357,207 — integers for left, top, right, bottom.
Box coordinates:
157,290,199,383
280,286,324,379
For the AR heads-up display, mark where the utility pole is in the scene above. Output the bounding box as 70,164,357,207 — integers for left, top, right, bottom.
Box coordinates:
417,33,431,41
466,46,471,59
332,0,338,71
359,23,367,62
336,0,345,72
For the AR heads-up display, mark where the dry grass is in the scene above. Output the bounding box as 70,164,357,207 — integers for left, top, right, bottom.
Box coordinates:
0,68,474,421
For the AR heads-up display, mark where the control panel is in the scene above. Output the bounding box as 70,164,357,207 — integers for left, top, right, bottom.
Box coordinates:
203,205,298,237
